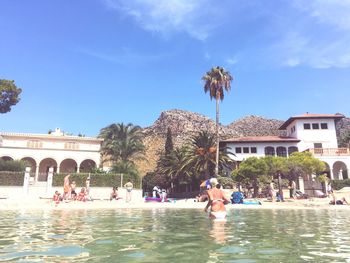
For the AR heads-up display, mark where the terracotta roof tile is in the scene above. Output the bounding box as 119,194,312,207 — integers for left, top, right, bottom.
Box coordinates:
221,136,300,143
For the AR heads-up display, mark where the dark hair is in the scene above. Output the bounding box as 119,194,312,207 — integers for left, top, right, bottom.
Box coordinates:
216,184,221,189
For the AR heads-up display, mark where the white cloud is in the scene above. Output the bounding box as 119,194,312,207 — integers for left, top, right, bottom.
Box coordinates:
292,0,350,30
226,57,238,66
76,47,170,64
269,1,350,68
102,0,226,40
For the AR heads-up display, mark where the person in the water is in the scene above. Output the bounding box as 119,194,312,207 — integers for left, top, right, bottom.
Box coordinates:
204,178,230,219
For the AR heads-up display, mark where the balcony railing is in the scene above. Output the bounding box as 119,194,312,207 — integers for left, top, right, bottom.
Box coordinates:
309,148,350,156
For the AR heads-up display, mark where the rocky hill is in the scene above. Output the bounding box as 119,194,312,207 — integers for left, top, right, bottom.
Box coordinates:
135,109,349,176
136,109,286,175
227,115,286,137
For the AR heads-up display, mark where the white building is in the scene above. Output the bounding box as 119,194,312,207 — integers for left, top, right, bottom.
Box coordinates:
0,128,103,182
222,113,349,180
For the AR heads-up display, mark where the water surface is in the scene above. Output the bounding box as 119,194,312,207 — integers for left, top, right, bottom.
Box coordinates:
0,208,349,262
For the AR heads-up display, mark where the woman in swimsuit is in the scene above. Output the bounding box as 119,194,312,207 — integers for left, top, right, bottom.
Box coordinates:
204,179,230,219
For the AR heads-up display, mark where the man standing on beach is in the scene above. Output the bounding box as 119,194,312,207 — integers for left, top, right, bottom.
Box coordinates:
63,174,71,200
124,181,133,202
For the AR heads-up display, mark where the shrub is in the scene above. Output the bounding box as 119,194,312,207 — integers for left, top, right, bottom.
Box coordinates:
52,173,141,188
0,171,25,186
0,159,27,172
331,179,350,190
217,176,236,189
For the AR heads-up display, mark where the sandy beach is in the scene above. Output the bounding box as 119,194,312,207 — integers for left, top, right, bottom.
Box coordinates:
1,194,350,211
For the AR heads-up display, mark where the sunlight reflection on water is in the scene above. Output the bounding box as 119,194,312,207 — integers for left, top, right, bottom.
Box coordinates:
0,209,349,262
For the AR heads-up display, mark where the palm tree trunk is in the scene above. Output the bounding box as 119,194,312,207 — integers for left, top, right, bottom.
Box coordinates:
215,91,220,177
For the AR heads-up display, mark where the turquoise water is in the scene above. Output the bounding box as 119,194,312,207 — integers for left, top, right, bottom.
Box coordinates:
0,208,350,262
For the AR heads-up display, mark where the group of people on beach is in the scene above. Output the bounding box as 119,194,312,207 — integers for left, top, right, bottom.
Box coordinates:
52,174,134,204
53,174,91,204
152,186,167,202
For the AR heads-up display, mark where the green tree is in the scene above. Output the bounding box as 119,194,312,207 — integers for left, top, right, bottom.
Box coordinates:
286,152,326,180
183,131,234,180
232,157,268,197
0,79,22,113
99,123,145,165
165,127,174,156
202,66,233,176
157,146,191,191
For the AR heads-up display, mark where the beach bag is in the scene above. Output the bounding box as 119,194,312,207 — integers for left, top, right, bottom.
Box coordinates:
231,191,244,204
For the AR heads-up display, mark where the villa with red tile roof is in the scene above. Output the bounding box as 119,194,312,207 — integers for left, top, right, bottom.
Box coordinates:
221,113,349,181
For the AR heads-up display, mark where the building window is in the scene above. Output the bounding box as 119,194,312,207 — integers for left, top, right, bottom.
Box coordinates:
243,147,249,153
303,123,311,129
312,123,319,129
290,126,296,134
27,140,43,148
235,147,242,154
321,123,328,129
288,146,298,155
276,146,287,157
314,143,322,149
265,147,275,156
251,147,257,153
65,142,79,150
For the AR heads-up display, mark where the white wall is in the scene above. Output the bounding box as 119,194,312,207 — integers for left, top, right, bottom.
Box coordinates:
292,119,338,151
227,142,298,161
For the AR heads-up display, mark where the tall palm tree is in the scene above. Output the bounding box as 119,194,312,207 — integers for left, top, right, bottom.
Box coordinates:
202,66,233,176
99,123,145,165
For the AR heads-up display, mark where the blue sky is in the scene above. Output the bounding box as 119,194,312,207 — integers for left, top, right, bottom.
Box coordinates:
1,0,350,136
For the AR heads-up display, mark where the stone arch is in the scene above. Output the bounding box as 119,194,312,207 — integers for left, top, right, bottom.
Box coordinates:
80,159,96,173
333,161,348,180
322,162,331,177
276,146,287,157
1,156,14,161
38,158,58,181
288,146,298,156
264,146,275,156
21,157,37,175
59,158,78,173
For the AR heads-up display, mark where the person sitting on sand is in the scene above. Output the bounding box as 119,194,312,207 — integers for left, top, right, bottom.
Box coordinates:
204,179,230,219
329,197,349,205
110,186,122,201
70,181,77,200
53,190,62,205
77,187,87,202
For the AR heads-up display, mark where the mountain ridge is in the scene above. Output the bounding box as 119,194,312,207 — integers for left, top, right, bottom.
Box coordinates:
136,109,349,176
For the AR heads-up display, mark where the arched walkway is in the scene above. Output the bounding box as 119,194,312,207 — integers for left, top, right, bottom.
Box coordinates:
21,157,37,176
276,146,287,157
38,158,57,181
60,159,78,173
288,146,298,156
333,161,348,180
1,156,14,161
322,162,331,178
265,147,275,156
80,159,96,173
